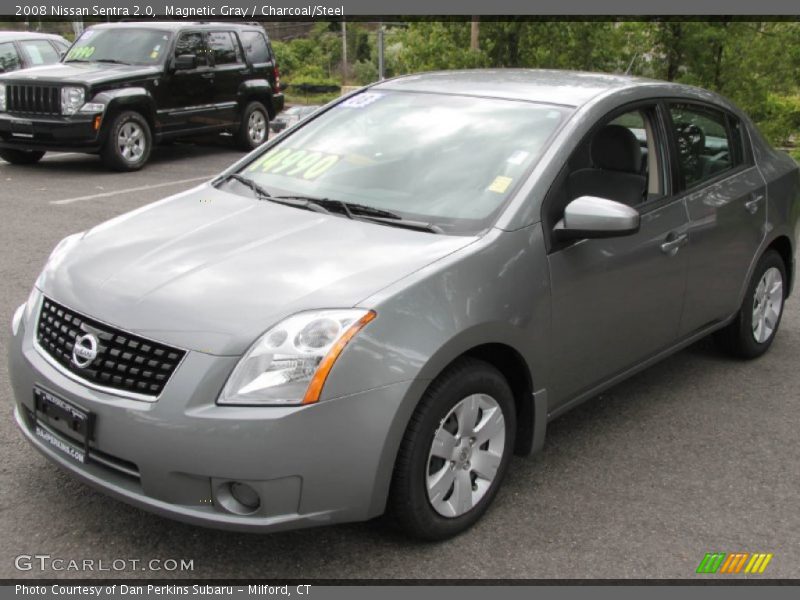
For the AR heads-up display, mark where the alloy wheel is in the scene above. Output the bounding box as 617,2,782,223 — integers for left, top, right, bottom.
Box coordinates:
752,266,783,343
117,122,146,163
248,110,267,145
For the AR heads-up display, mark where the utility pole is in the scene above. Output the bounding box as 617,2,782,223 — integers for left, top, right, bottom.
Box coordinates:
377,24,385,80
470,17,480,51
341,21,347,85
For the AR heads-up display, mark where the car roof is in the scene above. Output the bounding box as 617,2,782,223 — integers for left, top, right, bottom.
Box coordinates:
0,31,66,43
374,69,681,108
86,21,266,33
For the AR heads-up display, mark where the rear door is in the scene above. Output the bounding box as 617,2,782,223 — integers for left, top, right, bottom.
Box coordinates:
206,30,246,126
665,103,767,335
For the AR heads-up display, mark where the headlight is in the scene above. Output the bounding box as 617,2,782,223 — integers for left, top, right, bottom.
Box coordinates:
61,86,85,115
218,309,376,406
0,83,6,112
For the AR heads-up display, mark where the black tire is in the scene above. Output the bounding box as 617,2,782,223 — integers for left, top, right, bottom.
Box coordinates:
0,148,45,165
236,101,269,151
715,249,787,359
101,111,152,171
388,357,516,541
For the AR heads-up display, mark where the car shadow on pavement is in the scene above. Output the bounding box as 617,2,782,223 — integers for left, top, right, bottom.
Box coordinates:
1,138,248,175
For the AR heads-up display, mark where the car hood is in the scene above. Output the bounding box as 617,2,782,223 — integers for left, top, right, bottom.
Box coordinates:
0,63,161,86
38,185,477,356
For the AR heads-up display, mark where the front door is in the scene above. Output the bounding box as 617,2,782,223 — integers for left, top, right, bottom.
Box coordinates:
157,31,215,134
545,104,691,407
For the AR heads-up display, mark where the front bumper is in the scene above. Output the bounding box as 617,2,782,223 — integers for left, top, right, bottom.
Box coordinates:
8,305,411,533
0,112,103,153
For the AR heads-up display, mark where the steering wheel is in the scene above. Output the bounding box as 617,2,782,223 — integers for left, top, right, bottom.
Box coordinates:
674,123,705,181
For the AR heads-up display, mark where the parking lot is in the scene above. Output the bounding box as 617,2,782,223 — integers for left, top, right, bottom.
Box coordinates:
1,143,799,580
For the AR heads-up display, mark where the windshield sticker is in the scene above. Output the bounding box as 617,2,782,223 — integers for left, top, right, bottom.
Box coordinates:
506,150,529,165
67,46,95,61
248,148,340,180
340,92,383,109
487,176,513,194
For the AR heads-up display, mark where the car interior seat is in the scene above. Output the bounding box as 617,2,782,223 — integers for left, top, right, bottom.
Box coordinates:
567,124,647,207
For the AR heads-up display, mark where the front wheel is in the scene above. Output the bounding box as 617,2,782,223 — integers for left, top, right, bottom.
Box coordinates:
0,149,45,165
236,102,269,151
715,249,787,358
101,111,152,172
388,358,516,541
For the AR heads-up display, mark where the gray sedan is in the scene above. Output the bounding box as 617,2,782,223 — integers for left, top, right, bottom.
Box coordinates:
8,70,799,540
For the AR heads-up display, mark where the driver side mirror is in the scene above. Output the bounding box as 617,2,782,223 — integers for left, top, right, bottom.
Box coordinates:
553,196,640,241
174,54,197,71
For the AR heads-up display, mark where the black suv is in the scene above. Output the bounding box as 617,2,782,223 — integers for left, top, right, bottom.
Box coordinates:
0,22,284,171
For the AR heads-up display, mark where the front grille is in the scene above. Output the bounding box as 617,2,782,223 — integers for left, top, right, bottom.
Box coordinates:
6,84,61,115
36,297,185,398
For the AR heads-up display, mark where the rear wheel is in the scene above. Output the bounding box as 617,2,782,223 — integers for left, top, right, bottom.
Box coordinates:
0,149,45,165
388,358,516,540
101,111,152,171
236,101,269,151
715,249,787,358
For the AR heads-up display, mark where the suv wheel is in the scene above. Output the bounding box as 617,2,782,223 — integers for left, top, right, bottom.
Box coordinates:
0,149,46,165
388,357,516,540
237,102,269,150
715,249,787,358
101,111,152,171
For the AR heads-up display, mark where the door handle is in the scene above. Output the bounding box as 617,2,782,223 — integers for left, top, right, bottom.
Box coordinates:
745,195,764,215
201,73,215,80
661,232,689,256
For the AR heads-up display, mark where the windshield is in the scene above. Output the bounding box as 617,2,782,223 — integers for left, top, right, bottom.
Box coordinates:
65,28,172,65
236,91,568,234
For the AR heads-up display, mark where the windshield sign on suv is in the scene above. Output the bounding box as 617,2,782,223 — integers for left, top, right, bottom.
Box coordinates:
66,28,172,65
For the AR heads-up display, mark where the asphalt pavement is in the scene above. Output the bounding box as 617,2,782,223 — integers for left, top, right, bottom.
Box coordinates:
1,142,798,580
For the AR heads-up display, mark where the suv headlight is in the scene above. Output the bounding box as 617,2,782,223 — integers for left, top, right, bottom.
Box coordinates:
218,309,376,406
61,86,85,115
0,83,6,112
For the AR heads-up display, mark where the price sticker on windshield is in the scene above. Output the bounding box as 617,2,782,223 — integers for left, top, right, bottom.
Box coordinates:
248,148,340,180
67,46,95,61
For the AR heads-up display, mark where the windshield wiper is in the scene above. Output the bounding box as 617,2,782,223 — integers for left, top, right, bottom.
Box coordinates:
93,59,130,65
219,175,334,215
275,195,442,234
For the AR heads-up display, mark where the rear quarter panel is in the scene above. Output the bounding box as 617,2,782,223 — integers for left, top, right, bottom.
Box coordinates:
750,120,800,295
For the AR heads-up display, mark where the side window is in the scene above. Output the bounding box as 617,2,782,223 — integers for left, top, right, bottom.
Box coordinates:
0,42,21,72
240,31,270,64
207,32,241,66
542,106,665,240
668,104,739,190
174,32,207,66
19,39,60,66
